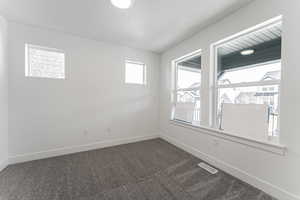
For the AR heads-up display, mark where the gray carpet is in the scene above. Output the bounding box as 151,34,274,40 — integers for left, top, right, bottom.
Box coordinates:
0,139,277,200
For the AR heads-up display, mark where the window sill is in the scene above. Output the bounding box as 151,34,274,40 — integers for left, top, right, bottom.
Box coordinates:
169,120,287,155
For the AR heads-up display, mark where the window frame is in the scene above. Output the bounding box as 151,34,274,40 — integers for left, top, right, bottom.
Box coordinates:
25,44,66,79
216,60,281,137
125,60,147,85
171,49,202,123
210,17,282,142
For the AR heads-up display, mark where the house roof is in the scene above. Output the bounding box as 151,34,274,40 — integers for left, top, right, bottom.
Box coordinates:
261,70,281,81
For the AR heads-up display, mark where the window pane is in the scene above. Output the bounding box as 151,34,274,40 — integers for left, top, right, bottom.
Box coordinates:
125,61,145,84
173,53,201,126
175,89,201,125
26,44,65,79
217,85,279,138
177,66,201,89
218,62,281,85
214,20,282,143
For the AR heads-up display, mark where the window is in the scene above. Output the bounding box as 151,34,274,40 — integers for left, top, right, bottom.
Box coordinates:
125,60,146,85
172,51,201,126
25,44,65,79
213,19,282,143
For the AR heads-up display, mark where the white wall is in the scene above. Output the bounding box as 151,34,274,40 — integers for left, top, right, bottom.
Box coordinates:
0,15,8,171
160,0,300,200
8,22,160,162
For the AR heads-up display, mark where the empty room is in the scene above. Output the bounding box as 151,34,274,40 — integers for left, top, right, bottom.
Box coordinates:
0,0,299,199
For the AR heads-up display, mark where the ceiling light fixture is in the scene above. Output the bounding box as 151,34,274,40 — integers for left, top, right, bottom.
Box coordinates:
110,0,134,9
240,49,255,56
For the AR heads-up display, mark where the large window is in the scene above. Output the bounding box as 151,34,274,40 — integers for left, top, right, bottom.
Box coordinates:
25,44,65,79
125,60,146,85
213,20,282,143
172,51,201,126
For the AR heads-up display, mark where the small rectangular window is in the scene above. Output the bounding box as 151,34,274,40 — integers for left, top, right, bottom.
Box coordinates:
172,51,201,126
213,18,282,143
25,44,65,79
125,60,146,85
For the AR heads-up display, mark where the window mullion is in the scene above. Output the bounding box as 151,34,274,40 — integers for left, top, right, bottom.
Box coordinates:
217,80,280,89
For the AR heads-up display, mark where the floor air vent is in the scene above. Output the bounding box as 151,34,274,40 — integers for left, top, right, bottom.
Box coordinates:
198,162,218,174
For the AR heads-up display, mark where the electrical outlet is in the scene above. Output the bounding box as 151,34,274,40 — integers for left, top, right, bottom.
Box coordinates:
83,129,88,135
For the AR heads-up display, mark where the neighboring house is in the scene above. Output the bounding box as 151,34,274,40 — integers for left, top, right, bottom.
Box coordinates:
260,70,280,81
220,93,232,104
232,70,280,104
188,82,201,98
177,82,201,103
178,92,194,102
235,92,257,104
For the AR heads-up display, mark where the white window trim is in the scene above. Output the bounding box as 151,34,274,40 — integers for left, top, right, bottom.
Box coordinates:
125,60,147,85
209,16,283,144
170,119,287,155
171,49,202,121
25,44,66,79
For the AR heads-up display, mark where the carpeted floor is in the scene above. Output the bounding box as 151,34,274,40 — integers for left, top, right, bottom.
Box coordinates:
0,139,277,200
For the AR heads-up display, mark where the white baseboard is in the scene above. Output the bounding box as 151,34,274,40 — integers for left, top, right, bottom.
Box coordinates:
9,134,159,165
0,158,8,172
160,134,300,200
